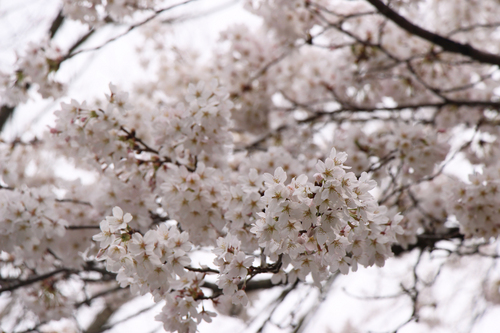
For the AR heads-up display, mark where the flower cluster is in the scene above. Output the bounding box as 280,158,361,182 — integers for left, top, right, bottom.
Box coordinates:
0,186,67,272
92,148,404,332
396,174,453,248
449,168,500,239
52,83,132,167
384,124,450,180
16,278,74,323
245,0,319,42
250,149,404,283
93,207,217,332
159,162,228,246
213,234,254,306
217,25,277,134
334,123,450,182
0,40,65,107
152,79,233,168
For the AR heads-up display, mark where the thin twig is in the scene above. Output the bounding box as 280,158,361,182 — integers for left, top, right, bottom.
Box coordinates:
64,0,199,61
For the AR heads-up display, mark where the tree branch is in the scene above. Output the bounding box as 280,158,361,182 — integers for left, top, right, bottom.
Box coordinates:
66,29,96,57
66,225,100,230
391,228,463,256
366,0,500,66
0,105,15,132
239,99,500,152
56,198,92,206
202,279,279,296
48,9,65,39
0,268,73,294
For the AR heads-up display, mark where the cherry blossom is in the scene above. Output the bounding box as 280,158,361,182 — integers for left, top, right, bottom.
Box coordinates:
3,0,500,332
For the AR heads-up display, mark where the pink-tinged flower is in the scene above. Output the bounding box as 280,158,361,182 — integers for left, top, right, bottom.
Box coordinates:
128,233,147,255
232,290,249,306
251,213,281,243
330,256,351,275
228,251,254,279
329,148,349,168
106,206,132,232
263,184,290,205
107,244,126,261
168,249,191,276
93,220,115,248
216,275,240,296
315,158,337,180
199,308,217,323
271,270,287,285
213,233,241,258
263,167,287,186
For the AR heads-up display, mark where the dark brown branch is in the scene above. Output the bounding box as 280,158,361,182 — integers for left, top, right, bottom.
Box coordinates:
185,266,220,274
77,286,123,307
202,279,278,295
48,9,65,39
0,268,73,294
84,306,116,333
66,225,100,230
391,228,463,256
82,261,117,277
366,0,500,66
120,126,161,156
0,184,14,190
149,211,170,226
120,125,196,171
245,279,277,291
0,105,14,133
254,280,299,333
66,29,96,57
315,99,500,115
56,198,92,206
292,273,339,332
405,60,449,102
248,255,282,278
81,287,130,333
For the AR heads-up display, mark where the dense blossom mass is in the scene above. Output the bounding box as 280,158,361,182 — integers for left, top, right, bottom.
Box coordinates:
2,0,500,332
